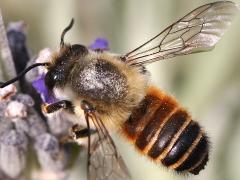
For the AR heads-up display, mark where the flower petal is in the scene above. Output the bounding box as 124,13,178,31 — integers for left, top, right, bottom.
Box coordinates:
89,38,109,51
32,74,56,104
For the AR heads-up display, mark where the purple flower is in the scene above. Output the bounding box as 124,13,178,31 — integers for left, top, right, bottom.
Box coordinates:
89,38,109,51
32,74,56,104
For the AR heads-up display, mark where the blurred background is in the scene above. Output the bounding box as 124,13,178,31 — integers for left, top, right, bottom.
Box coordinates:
0,0,240,180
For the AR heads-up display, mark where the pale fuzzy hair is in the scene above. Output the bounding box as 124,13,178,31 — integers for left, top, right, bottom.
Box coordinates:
92,51,150,129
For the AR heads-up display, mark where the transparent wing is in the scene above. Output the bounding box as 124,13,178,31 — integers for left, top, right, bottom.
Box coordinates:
86,112,131,180
123,1,239,66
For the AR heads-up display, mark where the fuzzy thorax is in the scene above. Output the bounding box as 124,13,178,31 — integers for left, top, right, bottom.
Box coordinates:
53,51,150,130
93,52,150,129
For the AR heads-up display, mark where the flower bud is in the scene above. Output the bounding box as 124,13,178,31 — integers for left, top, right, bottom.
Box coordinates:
0,130,28,178
47,113,73,137
4,101,27,118
34,133,67,172
13,93,34,107
26,109,47,139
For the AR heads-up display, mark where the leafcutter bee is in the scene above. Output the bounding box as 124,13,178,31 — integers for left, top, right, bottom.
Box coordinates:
0,1,239,179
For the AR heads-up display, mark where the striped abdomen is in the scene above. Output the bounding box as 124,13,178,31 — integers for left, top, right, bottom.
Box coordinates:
122,86,209,175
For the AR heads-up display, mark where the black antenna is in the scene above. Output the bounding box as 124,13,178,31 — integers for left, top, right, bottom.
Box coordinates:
0,62,49,88
60,18,74,48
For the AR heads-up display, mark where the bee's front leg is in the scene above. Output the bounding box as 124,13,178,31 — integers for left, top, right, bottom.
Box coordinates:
42,100,74,114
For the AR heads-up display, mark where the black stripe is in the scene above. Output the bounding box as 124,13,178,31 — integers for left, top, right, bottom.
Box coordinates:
136,99,176,150
148,110,188,159
162,121,200,166
190,153,209,175
176,134,209,173
124,95,158,138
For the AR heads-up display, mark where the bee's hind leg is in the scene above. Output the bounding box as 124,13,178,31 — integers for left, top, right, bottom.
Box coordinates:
42,100,74,114
60,124,96,144
70,124,96,140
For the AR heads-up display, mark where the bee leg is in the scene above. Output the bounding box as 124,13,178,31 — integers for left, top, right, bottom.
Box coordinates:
42,100,74,114
60,124,96,145
70,124,96,139
79,100,95,176
80,100,95,114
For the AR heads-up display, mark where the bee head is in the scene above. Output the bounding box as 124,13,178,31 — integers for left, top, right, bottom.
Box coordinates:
45,19,88,91
0,18,87,91
45,44,88,90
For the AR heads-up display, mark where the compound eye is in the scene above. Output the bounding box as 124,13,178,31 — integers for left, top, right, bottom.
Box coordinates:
45,71,56,90
53,74,58,80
